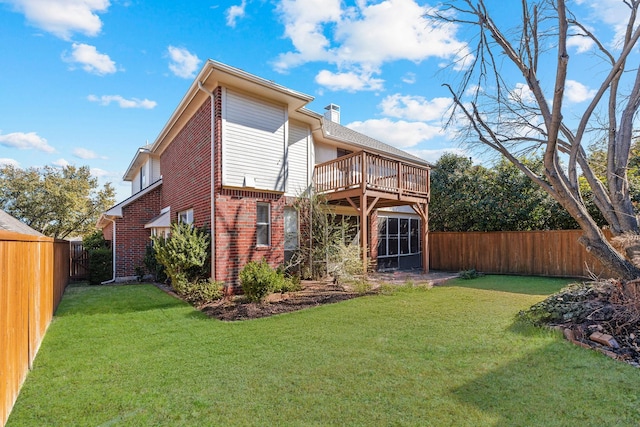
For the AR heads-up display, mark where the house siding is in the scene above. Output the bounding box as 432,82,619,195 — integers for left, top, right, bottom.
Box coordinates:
214,189,285,286
160,97,212,229
222,88,287,192
113,185,162,278
212,88,285,286
287,120,310,197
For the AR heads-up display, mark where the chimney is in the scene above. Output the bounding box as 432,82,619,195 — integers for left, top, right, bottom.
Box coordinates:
324,104,340,124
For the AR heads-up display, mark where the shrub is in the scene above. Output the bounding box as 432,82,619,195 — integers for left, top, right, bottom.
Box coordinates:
151,223,210,285
458,269,482,280
143,244,167,283
151,223,212,303
88,247,112,285
83,231,112,285
181,278,224,305
240,259,288,302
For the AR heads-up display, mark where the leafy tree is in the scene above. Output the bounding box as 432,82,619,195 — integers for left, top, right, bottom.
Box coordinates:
430,0,640,279
429,153,490,231
0,165,115,239
430,154,576,232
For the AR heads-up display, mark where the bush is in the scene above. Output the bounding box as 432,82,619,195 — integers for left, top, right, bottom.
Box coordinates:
88,247,112,285
458,269,482,280
83,231,112,285
151,223,212,303
143,244,167,283
152,222,210,283
181,278,224,305
240,259,287,302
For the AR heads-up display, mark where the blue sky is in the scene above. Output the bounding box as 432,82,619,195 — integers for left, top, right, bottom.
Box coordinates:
0,0,635,203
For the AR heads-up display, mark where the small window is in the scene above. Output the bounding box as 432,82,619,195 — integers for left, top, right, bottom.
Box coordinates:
257,203,270,246
337,148,353,158
140,166,147,189
284,207,298,251
178,209,194,225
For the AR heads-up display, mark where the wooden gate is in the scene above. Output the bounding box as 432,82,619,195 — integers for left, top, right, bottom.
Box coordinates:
70,241,89,281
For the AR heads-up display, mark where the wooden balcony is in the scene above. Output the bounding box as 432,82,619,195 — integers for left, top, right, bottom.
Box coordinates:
314,150,430,274
314,150,430,207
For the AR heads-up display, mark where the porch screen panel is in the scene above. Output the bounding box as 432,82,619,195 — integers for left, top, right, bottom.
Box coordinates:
388,218,399,256
410,219,419,253
400,218,409,255
377,218,387,256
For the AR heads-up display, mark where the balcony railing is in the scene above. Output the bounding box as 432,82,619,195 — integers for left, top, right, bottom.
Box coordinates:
314,150,429,198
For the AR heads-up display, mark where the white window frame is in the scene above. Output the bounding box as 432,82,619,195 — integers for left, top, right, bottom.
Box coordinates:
140,165,147,189
256,203,271,247
177,208,194,225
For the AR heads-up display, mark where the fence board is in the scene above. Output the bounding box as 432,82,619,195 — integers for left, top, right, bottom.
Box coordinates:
0,231,69,427
430,230,618,278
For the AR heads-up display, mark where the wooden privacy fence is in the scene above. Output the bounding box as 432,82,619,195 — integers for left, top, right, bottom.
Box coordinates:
0,231,69,427
429,229,617,279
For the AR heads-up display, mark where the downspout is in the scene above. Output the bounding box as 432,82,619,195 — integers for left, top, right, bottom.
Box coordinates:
101,216,117,284
197,81,217,284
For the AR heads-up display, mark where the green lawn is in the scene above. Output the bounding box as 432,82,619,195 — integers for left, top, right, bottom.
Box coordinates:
8,276,640,426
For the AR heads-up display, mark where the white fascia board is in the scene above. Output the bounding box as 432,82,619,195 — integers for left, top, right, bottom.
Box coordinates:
103,179,163,217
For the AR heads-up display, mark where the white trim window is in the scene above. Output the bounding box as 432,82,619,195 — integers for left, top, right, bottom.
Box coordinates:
256,203,271,246
178,209,194,225
140,165,147,189
284,207,298,251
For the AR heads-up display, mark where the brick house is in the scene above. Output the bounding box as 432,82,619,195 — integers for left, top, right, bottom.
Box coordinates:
97,60,431,285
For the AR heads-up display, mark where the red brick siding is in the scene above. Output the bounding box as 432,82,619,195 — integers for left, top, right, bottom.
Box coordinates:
369,210,379,269
113,185,162,278
161,97,212,229
213,191,285,287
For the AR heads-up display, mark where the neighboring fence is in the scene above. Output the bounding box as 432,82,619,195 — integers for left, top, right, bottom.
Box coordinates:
0,231,69,427
429,229,617,279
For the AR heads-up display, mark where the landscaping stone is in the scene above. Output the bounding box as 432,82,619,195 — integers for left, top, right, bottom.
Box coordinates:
589,332,620,349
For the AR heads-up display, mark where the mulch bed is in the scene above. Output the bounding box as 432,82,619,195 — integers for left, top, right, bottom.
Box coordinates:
156,281,366,321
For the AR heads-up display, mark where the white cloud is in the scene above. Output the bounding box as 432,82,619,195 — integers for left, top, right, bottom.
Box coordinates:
226,0,246,27
380,94,453,122
72,147,107,159
167,46,201,79
565,79,596,103
577,0,634,48
0,158,20,167
3,0,110,39
87,94,157,109
509,83,536,104
406,147,468,163
90,167,118,179
567,33,595,53
274,0,470,85
315,69,383,92
0,131,55,153
64,43,117,75
346,118,444,148
52,158,70,167
402,72,416,84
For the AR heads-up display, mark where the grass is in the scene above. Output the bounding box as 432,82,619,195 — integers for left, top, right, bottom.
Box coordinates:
7,276,640,426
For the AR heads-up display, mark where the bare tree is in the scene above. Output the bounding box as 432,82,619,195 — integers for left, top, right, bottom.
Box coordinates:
429,0,640,279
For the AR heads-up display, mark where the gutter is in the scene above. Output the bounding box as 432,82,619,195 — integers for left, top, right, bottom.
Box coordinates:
197,81,217,284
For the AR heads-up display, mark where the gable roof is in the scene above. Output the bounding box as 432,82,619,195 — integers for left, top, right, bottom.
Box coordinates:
0,209,45,236
149,60,431,169
322,120,431,167
98,178,162,224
